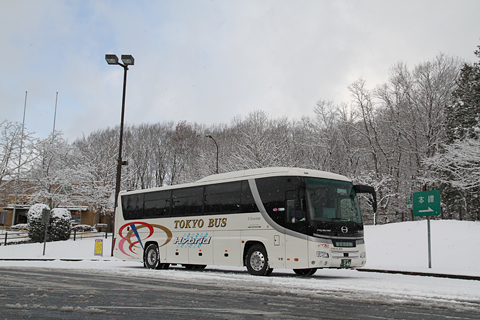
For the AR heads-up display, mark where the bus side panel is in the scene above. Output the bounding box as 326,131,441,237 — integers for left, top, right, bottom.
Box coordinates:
213,230,241,266
188,238,214,265
184,225,214,265
168,230,190,264
285,234,309,269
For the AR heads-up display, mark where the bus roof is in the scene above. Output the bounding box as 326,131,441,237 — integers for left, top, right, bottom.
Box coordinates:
196,167,351,184
120,167,351,195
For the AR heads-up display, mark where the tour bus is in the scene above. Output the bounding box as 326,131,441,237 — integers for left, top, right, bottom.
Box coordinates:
113,167,376,276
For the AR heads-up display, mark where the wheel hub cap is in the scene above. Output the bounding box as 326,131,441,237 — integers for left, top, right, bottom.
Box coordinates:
250,251,265,271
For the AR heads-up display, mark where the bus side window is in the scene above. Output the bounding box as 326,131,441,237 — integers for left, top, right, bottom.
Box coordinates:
256,176,286,226
204,182,241,215
144,190,171,218
172,187,203,217
122,194,144,220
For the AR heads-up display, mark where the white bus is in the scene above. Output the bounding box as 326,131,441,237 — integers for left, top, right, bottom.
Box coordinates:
113,167,376,276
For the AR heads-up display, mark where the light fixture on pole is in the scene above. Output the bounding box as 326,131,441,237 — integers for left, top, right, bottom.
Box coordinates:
205,134,219,174
105,54,134,256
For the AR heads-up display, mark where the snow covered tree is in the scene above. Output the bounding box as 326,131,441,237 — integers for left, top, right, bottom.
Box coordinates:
445,44,480,142
423,138,480,190
0,120,38,189
28,131,96,211
73,127,120,224
423,45,480,220
422,138,480,220
229,111,291,170
371,54,462,223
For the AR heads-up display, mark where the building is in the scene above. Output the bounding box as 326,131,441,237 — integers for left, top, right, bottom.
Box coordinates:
0,179,112,229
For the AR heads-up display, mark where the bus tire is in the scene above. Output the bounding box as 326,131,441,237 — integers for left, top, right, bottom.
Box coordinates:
246,244,270,276
144,244,160,269
293,268,317,276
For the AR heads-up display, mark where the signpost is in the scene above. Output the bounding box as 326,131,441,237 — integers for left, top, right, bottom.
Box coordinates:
41,209,51,256
412,190,441,268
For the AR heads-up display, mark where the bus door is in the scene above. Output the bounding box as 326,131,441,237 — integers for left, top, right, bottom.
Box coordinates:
284,190,309,269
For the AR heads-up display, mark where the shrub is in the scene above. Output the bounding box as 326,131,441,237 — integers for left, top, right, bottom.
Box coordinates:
27,204,72,242
49,208,72,241
27,204,50,242
72,224,94,232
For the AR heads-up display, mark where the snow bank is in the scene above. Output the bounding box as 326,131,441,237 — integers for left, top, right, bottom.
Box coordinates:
364,220,480,276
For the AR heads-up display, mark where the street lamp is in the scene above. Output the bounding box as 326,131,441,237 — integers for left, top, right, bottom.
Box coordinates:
205,134,219,174
105,54,134,256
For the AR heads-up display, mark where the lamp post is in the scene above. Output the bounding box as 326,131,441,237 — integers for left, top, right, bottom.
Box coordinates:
205,134,219,174
105,54,134,256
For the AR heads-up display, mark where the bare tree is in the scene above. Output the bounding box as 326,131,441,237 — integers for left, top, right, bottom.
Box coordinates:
0,120,38,189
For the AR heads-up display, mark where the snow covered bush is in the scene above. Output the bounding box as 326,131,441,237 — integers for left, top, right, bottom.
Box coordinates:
72,224,94,232
49,208,72,241
27,204,72,242
27,203,50,242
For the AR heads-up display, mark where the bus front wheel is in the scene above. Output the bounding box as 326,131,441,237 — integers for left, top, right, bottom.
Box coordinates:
144,244,160,269
246,244,271,276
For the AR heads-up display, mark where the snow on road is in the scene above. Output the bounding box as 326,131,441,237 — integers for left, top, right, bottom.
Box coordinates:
1,220,480,310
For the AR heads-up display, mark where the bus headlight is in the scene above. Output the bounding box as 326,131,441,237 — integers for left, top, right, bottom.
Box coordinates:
360,252,366,258
316,251,329,258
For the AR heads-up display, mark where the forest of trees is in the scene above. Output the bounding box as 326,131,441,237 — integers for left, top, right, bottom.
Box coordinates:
1,45,479,225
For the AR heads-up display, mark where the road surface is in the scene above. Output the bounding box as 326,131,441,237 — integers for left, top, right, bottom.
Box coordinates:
1,266,479,319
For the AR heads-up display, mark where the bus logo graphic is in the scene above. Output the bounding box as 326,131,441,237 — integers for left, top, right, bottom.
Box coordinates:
173,233,212,248
118,222,172,258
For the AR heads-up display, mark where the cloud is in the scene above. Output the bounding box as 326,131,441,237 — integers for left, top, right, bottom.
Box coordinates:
1,0,479,141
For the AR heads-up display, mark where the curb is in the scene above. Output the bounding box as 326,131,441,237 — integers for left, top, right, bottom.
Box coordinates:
1,260,478,281
358,268,480,281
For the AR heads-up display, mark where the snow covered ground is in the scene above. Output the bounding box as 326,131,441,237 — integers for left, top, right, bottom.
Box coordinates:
1,220,480,308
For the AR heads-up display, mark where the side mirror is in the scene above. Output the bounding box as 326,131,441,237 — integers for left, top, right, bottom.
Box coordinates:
354,185,377,213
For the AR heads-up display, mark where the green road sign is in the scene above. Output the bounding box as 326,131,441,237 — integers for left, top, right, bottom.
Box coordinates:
412,190,441,217
406,197,413,209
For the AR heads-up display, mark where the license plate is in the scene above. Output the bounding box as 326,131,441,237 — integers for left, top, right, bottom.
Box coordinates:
340,259,351,268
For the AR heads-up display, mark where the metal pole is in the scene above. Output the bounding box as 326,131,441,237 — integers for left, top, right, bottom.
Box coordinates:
206,135,219,174
43,222,48,255
53,92,58,133
111,65,129,256
12,91,28,228
215,141,219,174
427,216,432,268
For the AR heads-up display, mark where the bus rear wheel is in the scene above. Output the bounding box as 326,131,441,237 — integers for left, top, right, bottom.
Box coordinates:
246,244,271,276
144,244,160,269
293,268,317,276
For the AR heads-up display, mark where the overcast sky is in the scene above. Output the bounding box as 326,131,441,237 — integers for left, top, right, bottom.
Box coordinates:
1,0,479,141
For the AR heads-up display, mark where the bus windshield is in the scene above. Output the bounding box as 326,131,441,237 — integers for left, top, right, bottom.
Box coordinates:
305,177,363,224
